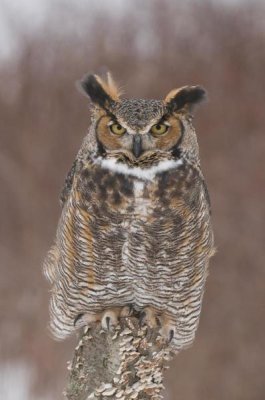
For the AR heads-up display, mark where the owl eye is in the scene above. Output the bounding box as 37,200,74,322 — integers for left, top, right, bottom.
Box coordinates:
150,123,168,136
110,123,126,135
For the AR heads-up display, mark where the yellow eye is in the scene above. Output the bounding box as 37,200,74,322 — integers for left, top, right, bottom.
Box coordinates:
110,123,126,135
150,123,168,136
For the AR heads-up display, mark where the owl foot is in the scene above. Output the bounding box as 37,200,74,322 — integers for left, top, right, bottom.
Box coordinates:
159,317,176,343
101,308,120,331
101,305,134,330
139,308,175,343
74,312,100,328
139,307,160,329
74,306,134,331
120,304,134,317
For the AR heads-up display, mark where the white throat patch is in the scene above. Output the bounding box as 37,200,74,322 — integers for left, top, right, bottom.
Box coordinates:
95,157,183,181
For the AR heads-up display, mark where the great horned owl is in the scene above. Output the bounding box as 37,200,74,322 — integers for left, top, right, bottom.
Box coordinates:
44,73,214,352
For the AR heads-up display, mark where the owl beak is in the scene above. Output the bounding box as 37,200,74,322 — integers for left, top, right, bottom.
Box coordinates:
132,134,143,158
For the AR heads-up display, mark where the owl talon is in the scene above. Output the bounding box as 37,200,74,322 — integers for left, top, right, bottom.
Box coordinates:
139,311,147,327
105,316,111,331
139,307,159,329
155,316,162,327
169,329,174,343
74,313,84,326
101,309,119,331
120,304,134,318
159,322,176,344
73,312,100,328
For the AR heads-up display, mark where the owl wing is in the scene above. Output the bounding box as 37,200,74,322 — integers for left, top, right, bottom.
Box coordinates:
60,159,82,206
201,177,212,213
44,158,82,288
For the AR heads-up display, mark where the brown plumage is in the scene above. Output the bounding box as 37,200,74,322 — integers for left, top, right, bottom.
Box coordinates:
44,73,215,352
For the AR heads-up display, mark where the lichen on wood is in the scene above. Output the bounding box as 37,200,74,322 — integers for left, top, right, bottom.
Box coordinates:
64,317,173,400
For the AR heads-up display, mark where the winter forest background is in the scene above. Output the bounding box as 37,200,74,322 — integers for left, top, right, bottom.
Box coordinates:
0,0,265,399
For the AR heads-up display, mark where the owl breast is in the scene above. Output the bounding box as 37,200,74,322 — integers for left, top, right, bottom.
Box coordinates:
72,160,210,300
50,157,213,347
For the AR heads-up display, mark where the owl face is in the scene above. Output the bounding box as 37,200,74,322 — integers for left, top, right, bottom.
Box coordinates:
78,73,205,161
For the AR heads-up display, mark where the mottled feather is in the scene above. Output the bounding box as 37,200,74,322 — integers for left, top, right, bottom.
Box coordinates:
44,73,214,352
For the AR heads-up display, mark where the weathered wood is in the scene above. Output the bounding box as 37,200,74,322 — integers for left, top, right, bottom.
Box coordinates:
65,317,173,400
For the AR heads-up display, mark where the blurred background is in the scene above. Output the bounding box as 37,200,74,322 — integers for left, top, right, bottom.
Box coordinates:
1,0,265,398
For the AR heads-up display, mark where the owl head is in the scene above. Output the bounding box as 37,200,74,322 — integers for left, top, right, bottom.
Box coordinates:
78,73,206,165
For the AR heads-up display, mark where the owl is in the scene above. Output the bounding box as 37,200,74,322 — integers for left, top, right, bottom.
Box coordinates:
43,73,215,352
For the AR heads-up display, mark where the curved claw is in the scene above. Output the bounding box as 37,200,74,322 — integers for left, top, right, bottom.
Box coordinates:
139,310,147,327
120,304,134,318
138,307,160,329
73,312,100,328
169,329,174,343
105,316,111,331
101,309,120,331
159,323,176,344
74,313,84,326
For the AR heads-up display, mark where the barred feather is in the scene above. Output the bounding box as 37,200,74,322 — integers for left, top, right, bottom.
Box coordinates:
44,156,214,350
43,79,214,351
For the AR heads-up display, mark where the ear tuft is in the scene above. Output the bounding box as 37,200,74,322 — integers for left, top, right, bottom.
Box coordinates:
77,73,121,109
165,85,207,112
104,72,123,101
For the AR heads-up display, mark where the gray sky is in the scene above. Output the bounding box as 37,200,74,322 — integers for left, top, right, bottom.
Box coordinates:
0,0,248,60
0,0,130,59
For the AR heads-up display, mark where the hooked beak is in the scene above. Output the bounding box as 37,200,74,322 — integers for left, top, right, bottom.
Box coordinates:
132,134,143,158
